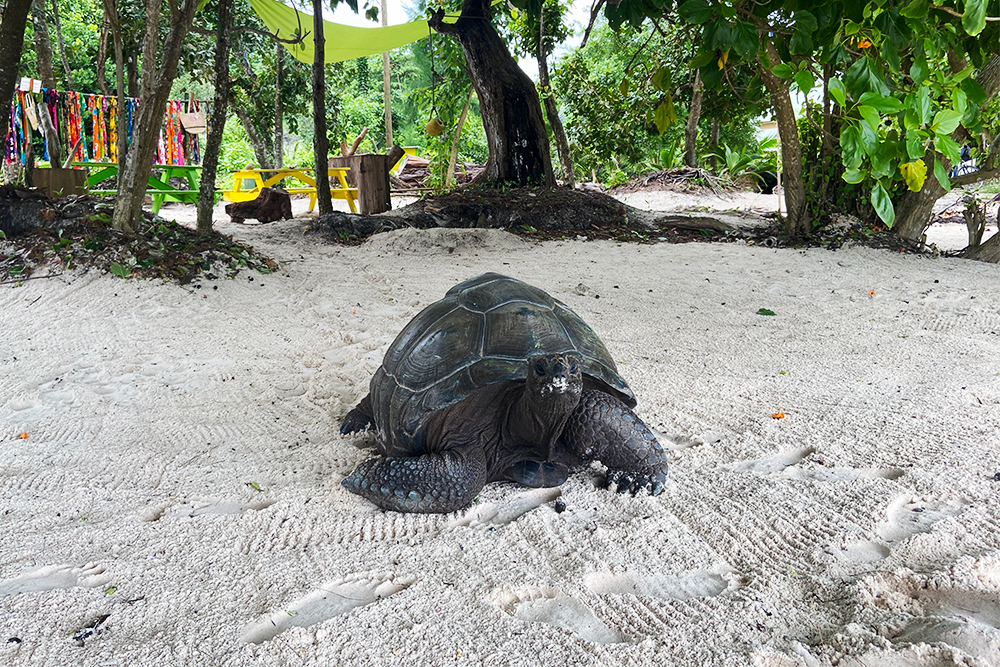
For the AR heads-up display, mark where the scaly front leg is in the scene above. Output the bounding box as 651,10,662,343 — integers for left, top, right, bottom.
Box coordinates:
560,390,668,496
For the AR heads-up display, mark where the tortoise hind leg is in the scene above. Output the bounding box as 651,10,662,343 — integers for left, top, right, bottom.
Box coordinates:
340,394,375,434
560,390,668,496
341,448,487,513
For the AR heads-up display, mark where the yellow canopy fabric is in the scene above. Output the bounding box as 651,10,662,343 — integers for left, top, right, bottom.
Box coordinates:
249,0,455,64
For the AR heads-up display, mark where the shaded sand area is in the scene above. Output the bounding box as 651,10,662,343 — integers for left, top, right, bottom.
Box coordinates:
2,191,1000,666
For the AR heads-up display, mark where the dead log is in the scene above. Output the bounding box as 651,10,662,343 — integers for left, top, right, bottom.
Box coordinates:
224,187,292,224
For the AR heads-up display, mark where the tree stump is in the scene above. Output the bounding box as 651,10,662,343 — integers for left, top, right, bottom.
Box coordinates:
225,187,293,224
330,147,404,215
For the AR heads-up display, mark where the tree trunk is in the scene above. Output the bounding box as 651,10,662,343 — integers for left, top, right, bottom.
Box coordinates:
430,0,554,187
538,4,574,186
126,51,138,97
446,87,474,188
0,0,33,147
311,0,332,214
196,0,232,235
273,42,283,168
30,0,55,89
707,117,719,169
759,40,807,235
963,229,1000,263
232,99,274,169
101,0,126,184
96,17,110,96
684,69,702,168
49,0,74,90
111,0,198,232
894,53,1000,242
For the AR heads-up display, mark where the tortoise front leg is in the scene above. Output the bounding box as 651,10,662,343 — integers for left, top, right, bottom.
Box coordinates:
341,448,487,513
560,390,668,496
340,394,375,435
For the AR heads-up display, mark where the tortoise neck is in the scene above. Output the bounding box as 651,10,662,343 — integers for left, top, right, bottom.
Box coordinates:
506,381,580,453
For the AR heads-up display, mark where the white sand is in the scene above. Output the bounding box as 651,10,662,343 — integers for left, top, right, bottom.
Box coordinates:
3,192,1000,666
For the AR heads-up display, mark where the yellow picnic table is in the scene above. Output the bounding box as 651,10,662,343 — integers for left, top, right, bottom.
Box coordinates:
222,166,358,214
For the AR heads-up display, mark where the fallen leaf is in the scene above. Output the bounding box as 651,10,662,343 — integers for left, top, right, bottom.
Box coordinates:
18,432,28,439
772,411,785,419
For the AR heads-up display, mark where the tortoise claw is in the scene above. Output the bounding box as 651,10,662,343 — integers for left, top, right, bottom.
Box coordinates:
605,469,666,497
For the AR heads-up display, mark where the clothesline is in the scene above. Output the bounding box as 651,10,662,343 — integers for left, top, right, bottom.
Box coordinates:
5,88,211,168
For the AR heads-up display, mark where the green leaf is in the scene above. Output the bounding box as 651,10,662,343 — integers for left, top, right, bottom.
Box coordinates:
871,182,895,227
905,133,925,159
909,51,929,83
678,0,714,24
840,125,863,169
703,19,734,51
619,77,631,96
933,157,952,191
732,20,759,58
829,78,847,107
110,263,129,278
794,70,815,96
654,98,677,135
960,77,987,106
916,87,933,125
690,50,715,69
932,109,963,135
871,142,896,179
962,0,987,35
651,66,669,92
844,58,889,98
859,120,878,154
757,308,776,316
843,168,865,184
934,133,962,163
900,0,929,18
952,88,968,117
858,105,882,132
771,63,795,79
858,92,904,113
844,21,861,35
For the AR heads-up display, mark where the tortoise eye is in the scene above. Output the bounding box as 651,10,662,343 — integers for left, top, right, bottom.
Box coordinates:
534,362,547,375
569,359,579,374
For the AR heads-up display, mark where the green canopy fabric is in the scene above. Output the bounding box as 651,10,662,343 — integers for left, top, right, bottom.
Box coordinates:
249,0,455,64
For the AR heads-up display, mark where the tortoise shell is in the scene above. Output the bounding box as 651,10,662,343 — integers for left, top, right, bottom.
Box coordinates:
368,273,635,456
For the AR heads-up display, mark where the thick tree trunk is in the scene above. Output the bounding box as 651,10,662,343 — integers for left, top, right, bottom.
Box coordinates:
894,52,1000,242
684,69,702,168
0,0,33,146
49,0,74,90
111,0,198,232
759,40,807,235
963,230,1000,262
430,0,554,187
273,42,283,169
196,0,233,235
30,0,55,89
311,0,332,214
538,6,574,186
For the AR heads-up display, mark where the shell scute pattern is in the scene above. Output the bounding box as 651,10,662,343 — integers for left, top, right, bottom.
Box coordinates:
369,273,635,455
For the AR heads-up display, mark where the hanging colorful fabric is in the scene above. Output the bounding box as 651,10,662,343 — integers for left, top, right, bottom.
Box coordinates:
108,96,117,162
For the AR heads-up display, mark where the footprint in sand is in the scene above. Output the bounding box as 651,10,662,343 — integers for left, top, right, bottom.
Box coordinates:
448,488,561,528
142,497,277,521
583,570,731,600
861,560,1000,663
723,447,905,483
491,587,624,644
241,572,415,644
721,447,816,474
875,493,970,543
0,563,112,597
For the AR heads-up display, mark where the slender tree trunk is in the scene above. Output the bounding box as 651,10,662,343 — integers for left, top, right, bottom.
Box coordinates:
430,0,554,187
125,52,138,97
894,52,1000,241
232,99,274,168
96,18,110,96
684,69,702,168
49,0,74,90
31,0,56,89
102,0,126,183
273,42,283,168
311,0,332,213
445,86,474,188
0,0,33,146
197,0,233,234
111,0,199,232
707,117,719,169
759,40,807,234
537,4,574,186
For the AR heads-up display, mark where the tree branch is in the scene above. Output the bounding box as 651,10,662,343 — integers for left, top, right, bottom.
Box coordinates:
930,4,1000,20
580,0,606,48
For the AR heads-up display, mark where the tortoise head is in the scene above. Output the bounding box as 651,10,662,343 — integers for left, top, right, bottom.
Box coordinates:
526,352,584,408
